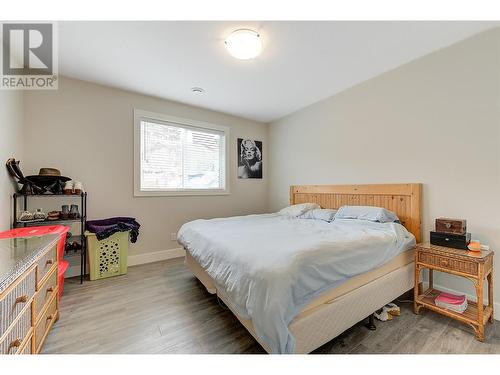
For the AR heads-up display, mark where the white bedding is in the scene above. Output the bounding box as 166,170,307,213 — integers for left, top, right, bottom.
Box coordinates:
177,214,415,353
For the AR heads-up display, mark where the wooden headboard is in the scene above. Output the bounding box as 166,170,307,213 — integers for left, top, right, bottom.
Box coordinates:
290,183,422,243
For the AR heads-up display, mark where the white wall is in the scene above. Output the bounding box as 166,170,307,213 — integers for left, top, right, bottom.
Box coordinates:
23,77,269,259
269,29,500,312
0,91,24,231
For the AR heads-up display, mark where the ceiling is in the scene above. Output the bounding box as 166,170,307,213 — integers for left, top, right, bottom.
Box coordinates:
58,21,497,123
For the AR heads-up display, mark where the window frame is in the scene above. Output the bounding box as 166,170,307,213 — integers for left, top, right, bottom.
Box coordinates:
134,109,230,197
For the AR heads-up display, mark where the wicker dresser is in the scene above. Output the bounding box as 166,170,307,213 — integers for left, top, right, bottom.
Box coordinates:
0,234,59,354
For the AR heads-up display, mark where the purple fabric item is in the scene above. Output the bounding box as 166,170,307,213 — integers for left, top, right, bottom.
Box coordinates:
86,217,140,243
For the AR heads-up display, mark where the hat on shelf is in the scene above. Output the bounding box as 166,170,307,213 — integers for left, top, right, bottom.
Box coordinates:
26,168,71,183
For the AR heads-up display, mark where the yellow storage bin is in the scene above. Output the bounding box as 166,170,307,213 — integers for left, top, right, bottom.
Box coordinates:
85,231,129,280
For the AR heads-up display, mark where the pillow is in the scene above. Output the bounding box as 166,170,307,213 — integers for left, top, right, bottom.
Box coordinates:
300,208,337,222
278,203,321,218
335,205,400,223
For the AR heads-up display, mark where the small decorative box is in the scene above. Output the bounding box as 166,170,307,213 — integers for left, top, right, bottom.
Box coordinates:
430,231,471,250
435,218,466,235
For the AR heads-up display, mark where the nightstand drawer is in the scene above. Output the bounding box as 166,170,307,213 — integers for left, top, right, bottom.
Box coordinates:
418,252,478,275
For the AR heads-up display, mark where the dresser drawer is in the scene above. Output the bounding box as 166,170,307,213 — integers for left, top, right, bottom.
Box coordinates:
34,293,57,353
418,252,478,275
0,267,36,337
36,245,57,287
34,267,57,321
0,303,32,354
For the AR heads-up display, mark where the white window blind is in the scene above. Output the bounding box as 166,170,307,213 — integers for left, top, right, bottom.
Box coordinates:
139,119,226,192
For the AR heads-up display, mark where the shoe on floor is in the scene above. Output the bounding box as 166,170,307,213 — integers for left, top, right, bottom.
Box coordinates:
384,303,400,316
374,308,393,321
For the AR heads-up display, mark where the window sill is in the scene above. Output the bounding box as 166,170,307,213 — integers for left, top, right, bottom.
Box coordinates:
134,189,230,197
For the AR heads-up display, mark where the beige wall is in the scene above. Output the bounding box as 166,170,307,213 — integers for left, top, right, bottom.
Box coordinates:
269,29,500,311
23,77,268,257
0,91,23,231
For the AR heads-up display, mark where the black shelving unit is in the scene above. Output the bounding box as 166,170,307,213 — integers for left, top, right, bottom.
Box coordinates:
13,192,87,284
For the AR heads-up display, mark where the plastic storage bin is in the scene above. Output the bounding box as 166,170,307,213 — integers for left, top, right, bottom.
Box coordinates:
85,231,128,280
0,225,70,300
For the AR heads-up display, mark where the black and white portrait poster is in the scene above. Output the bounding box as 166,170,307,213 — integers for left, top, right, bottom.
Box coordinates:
237,138,263,179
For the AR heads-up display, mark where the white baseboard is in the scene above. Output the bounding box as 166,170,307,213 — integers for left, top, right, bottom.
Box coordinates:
128,247,185,266
432,282,499,321
64,248,185,278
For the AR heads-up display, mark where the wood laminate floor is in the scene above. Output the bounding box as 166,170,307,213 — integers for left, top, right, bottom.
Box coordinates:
43,258,500,354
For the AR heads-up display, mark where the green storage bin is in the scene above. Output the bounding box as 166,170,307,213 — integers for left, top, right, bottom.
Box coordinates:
85,231,129,280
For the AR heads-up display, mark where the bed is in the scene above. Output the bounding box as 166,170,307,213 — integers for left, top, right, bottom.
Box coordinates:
179,183,422,354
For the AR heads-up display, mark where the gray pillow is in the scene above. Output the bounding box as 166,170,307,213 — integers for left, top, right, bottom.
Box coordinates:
300,208,337,222
335,205,399,223
278,203,321,218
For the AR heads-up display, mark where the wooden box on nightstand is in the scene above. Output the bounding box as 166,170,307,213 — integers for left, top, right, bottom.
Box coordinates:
414,243,494,341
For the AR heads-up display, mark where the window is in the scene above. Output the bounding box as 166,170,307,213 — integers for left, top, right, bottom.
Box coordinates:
134,110,229,196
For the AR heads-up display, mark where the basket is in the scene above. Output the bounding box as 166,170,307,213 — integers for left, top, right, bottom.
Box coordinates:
85,231,129,280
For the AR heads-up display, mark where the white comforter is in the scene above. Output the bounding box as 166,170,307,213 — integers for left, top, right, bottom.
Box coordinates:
177,214,415,353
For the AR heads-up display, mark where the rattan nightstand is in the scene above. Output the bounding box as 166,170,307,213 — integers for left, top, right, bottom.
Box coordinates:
414,243,494,341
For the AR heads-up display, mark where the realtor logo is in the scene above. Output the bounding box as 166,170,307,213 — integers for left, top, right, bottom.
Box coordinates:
1,22,58,89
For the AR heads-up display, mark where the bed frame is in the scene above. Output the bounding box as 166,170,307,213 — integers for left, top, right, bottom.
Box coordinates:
185,183,422,353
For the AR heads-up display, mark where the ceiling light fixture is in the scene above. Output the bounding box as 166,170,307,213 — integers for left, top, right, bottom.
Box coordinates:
224,29,262,60
191,87,205,94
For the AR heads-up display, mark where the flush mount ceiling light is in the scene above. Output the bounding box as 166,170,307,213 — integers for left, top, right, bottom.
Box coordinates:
224,29,262,60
